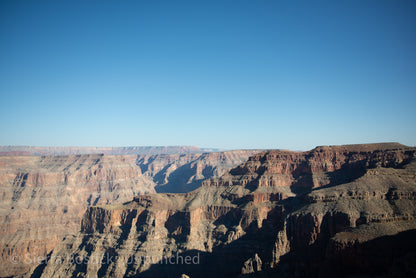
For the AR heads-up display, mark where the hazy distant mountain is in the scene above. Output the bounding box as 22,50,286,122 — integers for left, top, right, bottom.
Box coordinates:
0,146,209,156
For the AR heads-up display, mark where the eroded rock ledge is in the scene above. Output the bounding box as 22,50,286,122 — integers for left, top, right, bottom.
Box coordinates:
0,150,259,277
34,143,416,278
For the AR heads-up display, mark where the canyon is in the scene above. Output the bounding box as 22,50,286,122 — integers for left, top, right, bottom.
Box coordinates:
21,143,416,278
0,150,259,277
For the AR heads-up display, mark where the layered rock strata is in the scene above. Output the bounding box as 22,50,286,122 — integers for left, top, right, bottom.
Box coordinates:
0,150,258,277
138,150,260,192
35,143,416,277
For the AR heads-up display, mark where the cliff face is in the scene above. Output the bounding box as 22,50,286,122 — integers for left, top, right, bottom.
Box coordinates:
0,154,154,277
0,150,258,277
36,143,416,278
206,143,412,188
138,150,260,193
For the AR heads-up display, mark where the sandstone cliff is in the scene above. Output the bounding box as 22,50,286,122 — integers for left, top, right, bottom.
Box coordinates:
138,150,260,193
0,150,258,277
35,143,416,278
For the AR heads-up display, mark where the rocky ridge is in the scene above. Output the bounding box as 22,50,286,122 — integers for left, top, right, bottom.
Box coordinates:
35,143,416,277
0,150,259,277
0,146,211,156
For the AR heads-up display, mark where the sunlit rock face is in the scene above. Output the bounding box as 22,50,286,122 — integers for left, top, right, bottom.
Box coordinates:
0,150,259,277
35,143,416,278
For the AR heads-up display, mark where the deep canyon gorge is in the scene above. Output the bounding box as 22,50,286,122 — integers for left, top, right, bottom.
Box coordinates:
0,148,259,277
0,143,415,277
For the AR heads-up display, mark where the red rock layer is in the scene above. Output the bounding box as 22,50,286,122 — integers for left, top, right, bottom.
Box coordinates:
205,143,413,188
35,143,416,278
0,150,258,277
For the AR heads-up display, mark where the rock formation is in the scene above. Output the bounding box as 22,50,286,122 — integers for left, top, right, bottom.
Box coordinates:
32,143,416,278
138,150,260,192
0,150,258,277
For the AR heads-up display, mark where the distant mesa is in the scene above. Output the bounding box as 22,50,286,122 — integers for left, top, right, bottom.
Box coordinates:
0,145,220,156
0,151,33,156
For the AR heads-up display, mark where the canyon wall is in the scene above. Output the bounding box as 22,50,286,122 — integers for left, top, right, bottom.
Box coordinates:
138,150,260,192
0,150,258,277
34,143,416,277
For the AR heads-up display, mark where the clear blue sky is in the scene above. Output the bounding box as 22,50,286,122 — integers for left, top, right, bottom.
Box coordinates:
1,0,415,150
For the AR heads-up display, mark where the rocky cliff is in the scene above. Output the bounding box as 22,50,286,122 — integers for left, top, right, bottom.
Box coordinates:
138,150,261,193
34,143,416,278
0,150,258,277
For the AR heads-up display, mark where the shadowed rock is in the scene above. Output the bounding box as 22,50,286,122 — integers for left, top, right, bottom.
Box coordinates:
31,143,416,278
0,150,259,277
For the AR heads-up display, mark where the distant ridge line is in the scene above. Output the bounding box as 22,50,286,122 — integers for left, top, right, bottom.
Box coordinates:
0,146,211,156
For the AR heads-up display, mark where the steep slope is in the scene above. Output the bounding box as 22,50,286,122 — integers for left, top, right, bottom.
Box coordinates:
138,150,260,193
36,143,416,278
0,154,154,277
0,150,258,277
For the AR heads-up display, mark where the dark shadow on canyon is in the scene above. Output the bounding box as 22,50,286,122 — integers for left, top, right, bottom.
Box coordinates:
154,163,206,193
30,251,52,278
135,200,416,278
268,229,416,278
135,208,285,278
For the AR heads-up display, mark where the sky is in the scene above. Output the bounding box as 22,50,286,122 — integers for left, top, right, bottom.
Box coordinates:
0,0,415,150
